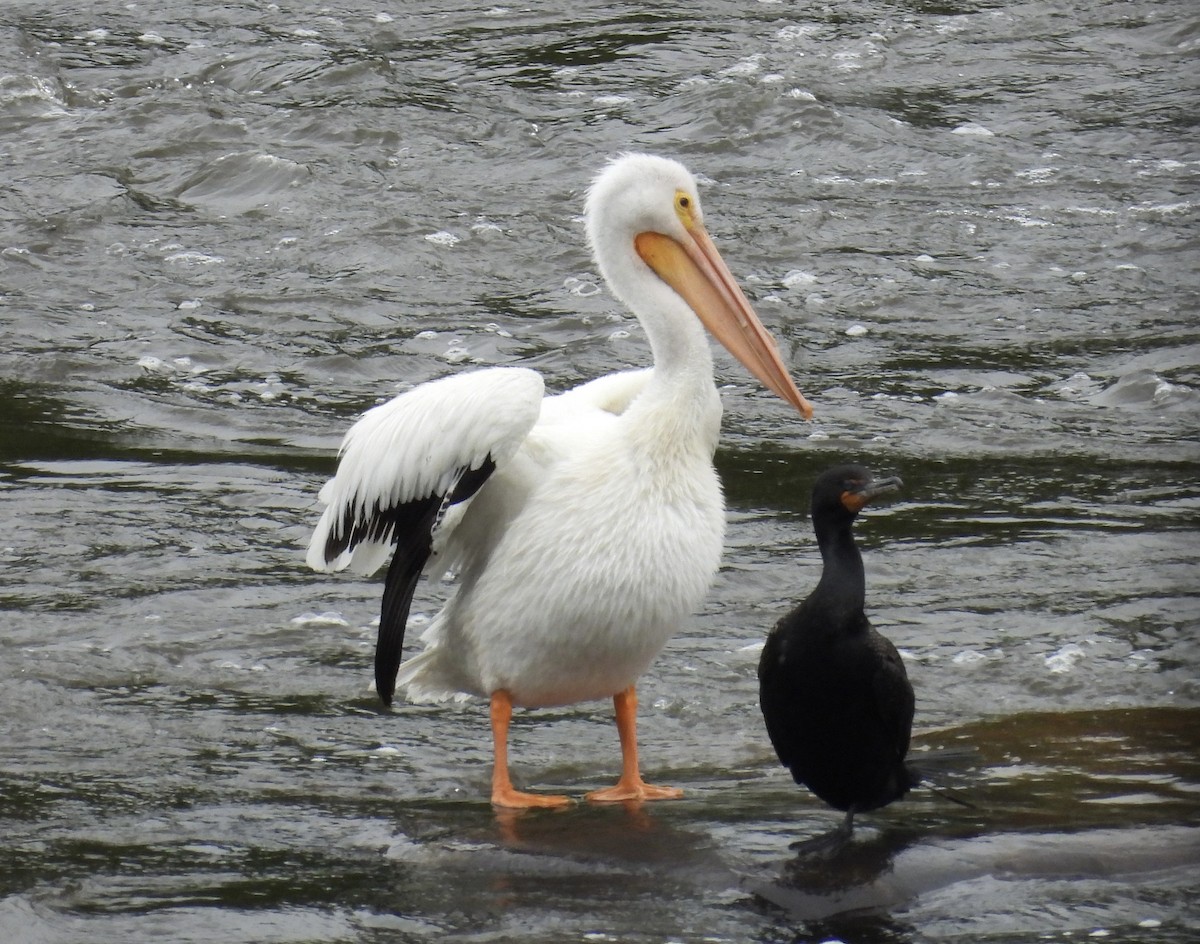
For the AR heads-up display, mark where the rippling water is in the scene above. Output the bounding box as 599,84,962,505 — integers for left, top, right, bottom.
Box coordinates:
2,2,1198,942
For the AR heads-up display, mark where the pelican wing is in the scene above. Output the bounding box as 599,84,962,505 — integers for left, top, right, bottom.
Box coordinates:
306,366,544,704
307,366,544,573
538,367,650,420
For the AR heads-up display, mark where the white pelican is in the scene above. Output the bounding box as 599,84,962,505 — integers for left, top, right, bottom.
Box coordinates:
307,153,813,808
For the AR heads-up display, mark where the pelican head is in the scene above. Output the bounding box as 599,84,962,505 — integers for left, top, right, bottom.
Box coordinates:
586,153,813,419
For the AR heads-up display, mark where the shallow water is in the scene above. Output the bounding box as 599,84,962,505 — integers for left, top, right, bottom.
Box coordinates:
2,1,1198,942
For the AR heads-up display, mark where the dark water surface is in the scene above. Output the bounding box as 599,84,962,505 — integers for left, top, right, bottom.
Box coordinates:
2,1,1198,942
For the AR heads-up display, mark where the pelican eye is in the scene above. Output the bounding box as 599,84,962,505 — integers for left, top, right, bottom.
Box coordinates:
674,191,694,221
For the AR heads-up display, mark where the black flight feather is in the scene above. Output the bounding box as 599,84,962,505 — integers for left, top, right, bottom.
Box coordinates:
372,457,498,705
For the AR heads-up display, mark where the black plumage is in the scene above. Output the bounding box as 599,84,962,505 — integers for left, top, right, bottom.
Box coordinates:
319,457,498,706
758,463,912,834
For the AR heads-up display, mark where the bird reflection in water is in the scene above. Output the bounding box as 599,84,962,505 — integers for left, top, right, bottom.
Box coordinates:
753,826,923,927
491,800,692,863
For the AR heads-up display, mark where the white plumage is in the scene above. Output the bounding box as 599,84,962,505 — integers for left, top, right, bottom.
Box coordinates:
308,153,812,807
307,367,544,577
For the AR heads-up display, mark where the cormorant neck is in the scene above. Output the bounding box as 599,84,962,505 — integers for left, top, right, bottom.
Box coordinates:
812,518,866,617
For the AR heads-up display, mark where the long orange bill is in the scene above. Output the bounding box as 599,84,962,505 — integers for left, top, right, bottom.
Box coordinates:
635,227,813,419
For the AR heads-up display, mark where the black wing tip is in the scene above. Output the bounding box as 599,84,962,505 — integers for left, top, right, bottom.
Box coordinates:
354,458,502,709
374,649,400,707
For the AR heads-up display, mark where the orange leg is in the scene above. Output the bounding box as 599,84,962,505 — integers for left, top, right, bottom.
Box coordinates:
585,686,683,803
490,690,572,809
